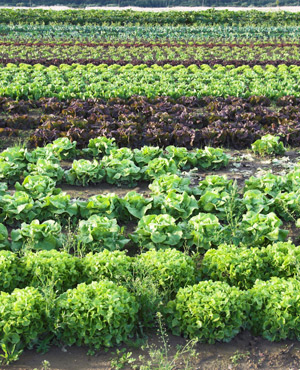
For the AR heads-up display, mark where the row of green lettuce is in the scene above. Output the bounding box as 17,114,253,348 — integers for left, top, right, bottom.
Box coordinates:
0,137,299,252
1,137,229,186
1,63,300,100
0,208,289,253
0,9,299,26
0,171,298,253
1,246,300,363
1,242,299,296
3,134,285,187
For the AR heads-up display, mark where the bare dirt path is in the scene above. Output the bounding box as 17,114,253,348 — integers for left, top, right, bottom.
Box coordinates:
3,331,300,370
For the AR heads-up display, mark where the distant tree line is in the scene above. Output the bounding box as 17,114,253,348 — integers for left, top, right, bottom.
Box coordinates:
3,0,300,8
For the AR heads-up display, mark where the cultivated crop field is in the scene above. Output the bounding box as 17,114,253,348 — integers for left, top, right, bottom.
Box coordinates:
3,8,300,370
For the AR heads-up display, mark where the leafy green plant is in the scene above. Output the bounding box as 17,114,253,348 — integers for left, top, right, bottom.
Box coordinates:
133,146,163,166
143,158,178,181
0,287,48,364
0,146,27,164
79,193,120,219
11,219,64,252
131,214,183,250
0,224,9,250
244,173,286,198
273,190,300,221
26,147,58,164
186,213,221,253
0,161,24,184
0,182,7,196
83,136,117,157
108,148,134,162
251,134,286,156
248,277,300,341
200,244,273,290
38,193,78,225
197,189,231,220
22,250,81,293
267,242,300,275
163,146,191,169
240,211,288,247
242,189,273,214
118,191,152,221
134,249,195,300
45,138,77,160
0,191,38,225
0,251,25,292
130,249,195,331
102,158,141,187
81,250,133,285
0,147,28,184
15,175,60,199
286,169,300,192
149,174,192,195
191,147,229,170
76,215,129,253
26,159,64,183
158,190,198,220
54,280,138,349
165,281,248,343
65,159,105,186
193,175,233,197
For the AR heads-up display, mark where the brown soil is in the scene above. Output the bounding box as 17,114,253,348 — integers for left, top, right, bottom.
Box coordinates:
3,330,300,370
60,181,150,200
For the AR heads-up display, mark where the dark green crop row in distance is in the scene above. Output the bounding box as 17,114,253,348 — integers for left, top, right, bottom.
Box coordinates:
0,8,299,26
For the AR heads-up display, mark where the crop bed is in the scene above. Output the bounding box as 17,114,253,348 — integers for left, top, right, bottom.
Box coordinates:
3,64,300,101
4,25,300,42
2,8,300,370
3,43,300,66
2,95,300,150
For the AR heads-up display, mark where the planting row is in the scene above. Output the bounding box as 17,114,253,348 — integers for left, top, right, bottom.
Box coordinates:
0,138,229,185
1,9,300,26
2,242,300,295
0,138,298,252
0,204,289,254
0,248,195,295
1,94,300,149
3,44,300,65
6,58,300,68
5,41,300,48
2,63,300,101
1,25,300,43
1,251,300,364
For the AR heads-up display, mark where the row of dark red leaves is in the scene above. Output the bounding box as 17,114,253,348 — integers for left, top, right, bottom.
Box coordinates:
1,58,300,67
2,41,300,48
0,95,300,150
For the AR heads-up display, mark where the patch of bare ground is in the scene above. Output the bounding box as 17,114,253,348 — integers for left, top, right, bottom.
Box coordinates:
4,331,300,370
